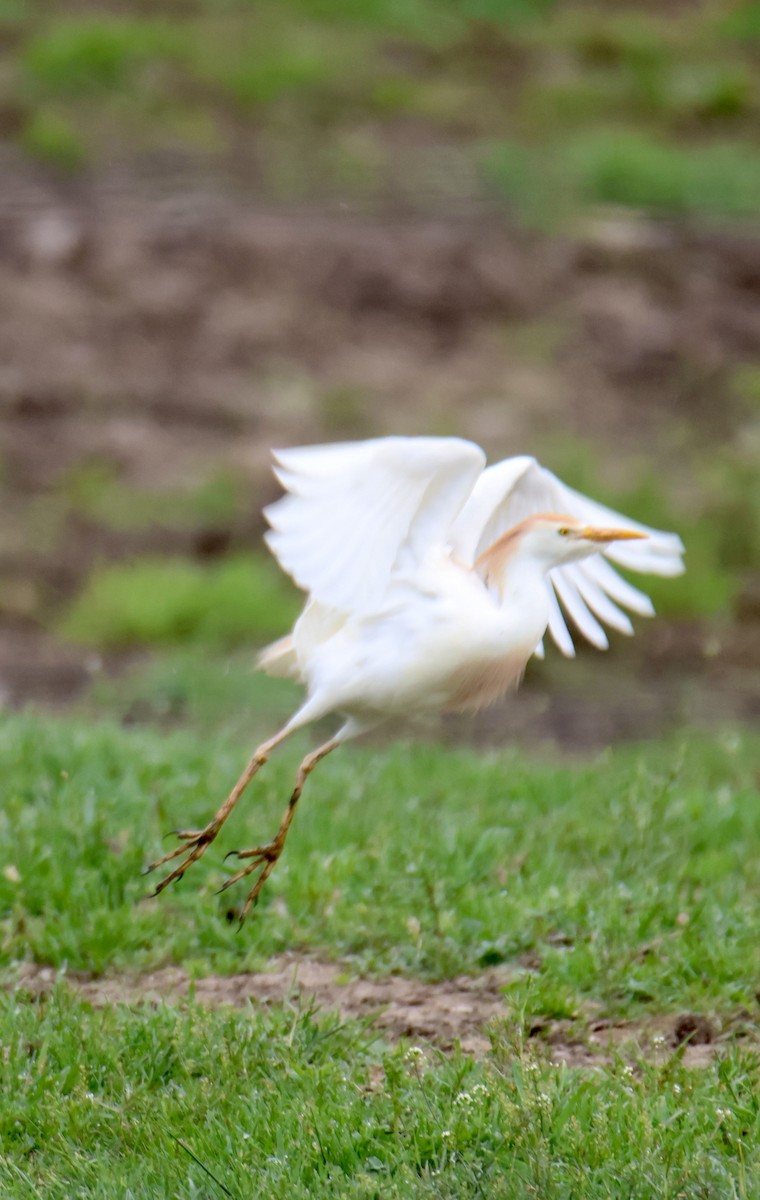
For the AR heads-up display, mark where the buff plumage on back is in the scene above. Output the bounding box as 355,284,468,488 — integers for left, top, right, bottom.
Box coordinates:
263,436,685,657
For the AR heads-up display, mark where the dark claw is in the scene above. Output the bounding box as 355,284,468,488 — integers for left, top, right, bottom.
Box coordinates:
216,874,244,895
223,849,240,862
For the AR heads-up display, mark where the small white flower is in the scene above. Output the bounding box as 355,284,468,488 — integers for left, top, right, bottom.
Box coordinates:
652,1034,666,1048
454,1091,474,1107
404,1046,424,1063
471,1083,489,1097
441,1130,452,1140
673,1084,682,1096
622,1065,634,1079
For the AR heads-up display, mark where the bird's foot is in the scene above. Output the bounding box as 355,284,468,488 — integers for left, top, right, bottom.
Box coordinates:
144,824,219,894
219,839,284,925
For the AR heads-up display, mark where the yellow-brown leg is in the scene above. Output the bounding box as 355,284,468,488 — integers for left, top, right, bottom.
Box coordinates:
145,726,291,894
219,735,340,923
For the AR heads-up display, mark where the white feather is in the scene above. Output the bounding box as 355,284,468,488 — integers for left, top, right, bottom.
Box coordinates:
264,437,485,614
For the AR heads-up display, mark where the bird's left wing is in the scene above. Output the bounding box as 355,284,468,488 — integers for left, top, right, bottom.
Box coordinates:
264,437,486,614
449,456,685,656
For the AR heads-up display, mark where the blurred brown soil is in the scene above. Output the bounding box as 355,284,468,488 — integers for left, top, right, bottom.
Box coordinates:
11,957,752,1066
0,166,758,739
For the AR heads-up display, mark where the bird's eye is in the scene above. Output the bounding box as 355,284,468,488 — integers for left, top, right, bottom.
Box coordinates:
558,527,570,536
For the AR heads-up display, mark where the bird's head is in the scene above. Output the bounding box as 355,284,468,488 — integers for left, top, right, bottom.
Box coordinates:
519,513,647,565
477,513,647,583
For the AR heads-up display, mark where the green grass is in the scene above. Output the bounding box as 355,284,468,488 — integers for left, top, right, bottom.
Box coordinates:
1,710,759,1196
1,712,758,1005
3,986,758,1198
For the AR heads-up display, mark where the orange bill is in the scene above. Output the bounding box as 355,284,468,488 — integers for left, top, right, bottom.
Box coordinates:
579,527,648,543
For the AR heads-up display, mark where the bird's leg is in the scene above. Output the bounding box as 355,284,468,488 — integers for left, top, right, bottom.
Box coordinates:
145,727,291,894
220,735,340,923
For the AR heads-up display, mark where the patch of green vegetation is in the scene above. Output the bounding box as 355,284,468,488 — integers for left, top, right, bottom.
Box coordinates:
22,17,185,97
574,131,760,217
484,131,760,225
0,712,758,1006
59,554,301,649
187,21,326,113
60,462,247,533
2,985,757,1199
19,108,86,170
718,0,760,44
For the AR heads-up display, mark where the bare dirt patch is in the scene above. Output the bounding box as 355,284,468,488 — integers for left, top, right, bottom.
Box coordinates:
9,957,754,1066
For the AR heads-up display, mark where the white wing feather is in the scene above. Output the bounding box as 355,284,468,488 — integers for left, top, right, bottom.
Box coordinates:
264,437,485,614
450,457,684,656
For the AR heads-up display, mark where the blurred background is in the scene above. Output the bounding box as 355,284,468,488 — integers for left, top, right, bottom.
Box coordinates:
0,0,758,750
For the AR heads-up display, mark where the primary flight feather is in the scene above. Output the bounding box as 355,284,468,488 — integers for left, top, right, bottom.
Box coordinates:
147,436,684,921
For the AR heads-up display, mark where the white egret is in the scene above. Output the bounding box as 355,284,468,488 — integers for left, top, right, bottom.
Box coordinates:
147,436,684,921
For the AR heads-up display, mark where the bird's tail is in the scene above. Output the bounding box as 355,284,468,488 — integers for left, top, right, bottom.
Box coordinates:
257,635,300,679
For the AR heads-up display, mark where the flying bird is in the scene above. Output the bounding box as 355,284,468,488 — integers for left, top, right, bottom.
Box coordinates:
147,436,684,921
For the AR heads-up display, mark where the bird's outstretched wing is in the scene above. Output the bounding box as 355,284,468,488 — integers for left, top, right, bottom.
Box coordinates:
449,457,685,656
265,437,486,614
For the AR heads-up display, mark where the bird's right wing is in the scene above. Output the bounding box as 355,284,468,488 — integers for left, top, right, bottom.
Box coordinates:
264,437,486,614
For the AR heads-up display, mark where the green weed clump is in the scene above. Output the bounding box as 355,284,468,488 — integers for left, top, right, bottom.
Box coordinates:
19,110,85,170
22,17,185,96
575,131,760,217
483,131,760,224
59,554,301,649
